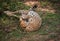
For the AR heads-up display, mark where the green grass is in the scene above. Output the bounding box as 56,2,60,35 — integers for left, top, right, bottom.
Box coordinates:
0,1,60,41
0,11,60,41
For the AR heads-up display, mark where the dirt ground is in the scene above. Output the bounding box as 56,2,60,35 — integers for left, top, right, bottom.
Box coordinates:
0,1,60,41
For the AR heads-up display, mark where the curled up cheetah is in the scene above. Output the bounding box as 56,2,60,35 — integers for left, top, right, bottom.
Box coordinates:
4,5,42,32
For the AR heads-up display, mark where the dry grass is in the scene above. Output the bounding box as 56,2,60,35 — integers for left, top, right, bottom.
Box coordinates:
0,1,60,41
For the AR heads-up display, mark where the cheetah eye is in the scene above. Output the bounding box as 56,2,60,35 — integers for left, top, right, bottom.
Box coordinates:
26,19,28,22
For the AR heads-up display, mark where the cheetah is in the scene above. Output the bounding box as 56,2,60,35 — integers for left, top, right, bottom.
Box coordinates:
4,5,42,32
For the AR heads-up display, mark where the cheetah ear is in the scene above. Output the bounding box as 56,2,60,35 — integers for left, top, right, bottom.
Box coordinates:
33,4,38,9
29,4,38,11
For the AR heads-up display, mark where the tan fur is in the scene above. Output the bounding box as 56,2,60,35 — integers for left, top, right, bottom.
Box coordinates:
4,9,42,32
20,20,27,28
20,11,42,32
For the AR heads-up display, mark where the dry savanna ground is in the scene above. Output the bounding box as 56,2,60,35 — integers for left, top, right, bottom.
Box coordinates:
0,1,60,41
